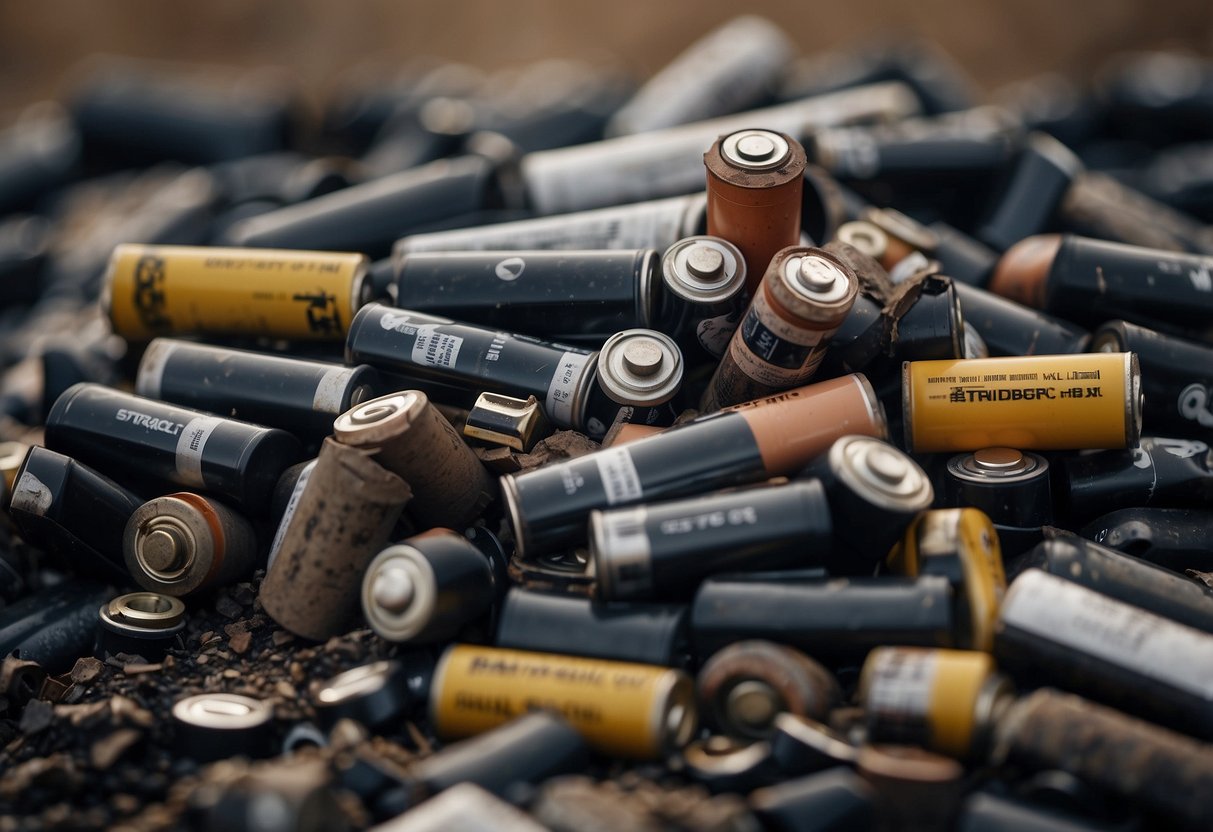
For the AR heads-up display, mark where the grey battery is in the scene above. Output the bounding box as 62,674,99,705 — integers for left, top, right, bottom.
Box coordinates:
660,235,748,360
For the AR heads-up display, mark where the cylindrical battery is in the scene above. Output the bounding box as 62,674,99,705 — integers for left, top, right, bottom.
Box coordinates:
428,644,698,759
705,129,807,297
135,339,381,448
887,274,966,363
8,446,143,580
902,352,1143,452
0,582,113,674
929,222,999,289
503,372,887,557
44,383,303,516
750,768,876,832
361,529,502,644
1090,320,1213,439
956,793,1113,832
259,437,411,641
995,568,1213,739
977,133,1082,253
589,479,833,602
103,244,370,342
690,575,955,661
954,283,1089,357
393,193,707,256
494,588,689,667
859,647,1013,759
701,247,859,410
1057,436,1213,523
393,249,660,346
992,689,1213,830
1081,506,1213,574
1011,533,1213,635
345,303,599,432
333,390,495,531
95,591,186,662
124,492,260,596
172,693,275,763
942,448,1052,556
1059,169,1213,256
583,329,683,432
697,640,840,741
659,236,748,361
802,435,934,573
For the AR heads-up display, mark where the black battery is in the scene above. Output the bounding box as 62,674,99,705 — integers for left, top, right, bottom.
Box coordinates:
750,767,876,832
1090,320,1213,439
44,383,303,515
589,479,833,602
95,591,187,662
690,575,955,662
1056,436,1213,523
955,282,1090,357
886,274,966,362
1080,507,1213,574
494,588,690,668
394,249,660,346
8,446,145,581
0,582,114,674
136,339,382,448
1010,532,1213,634
928,222,999,288
659,236,748,362
942,448,1053,557
977,133,1083,252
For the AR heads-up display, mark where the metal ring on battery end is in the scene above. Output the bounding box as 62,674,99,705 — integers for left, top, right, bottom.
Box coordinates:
588,508,653,602
313,661,408,728
836,222,890,262
900,363,915,451
721,130,793,172
596,330,684,407
125,495,218,595
852,374,890,443
637,249,660,330
498,475,531,561
571,352,602,434
971,673,1016,758
334,390,424,436
361,546,437,643
649,670,698,756
173,693,273,732
1126,352,1142,448
660,236,747,306
831,436,934,511
100,592,187,637
349,256,373,319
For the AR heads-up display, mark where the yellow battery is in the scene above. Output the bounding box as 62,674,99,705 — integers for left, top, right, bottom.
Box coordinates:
889,508,1006,652
902,352,1141,452
103,244,370,342
859,647,1012,759
429,644,697,759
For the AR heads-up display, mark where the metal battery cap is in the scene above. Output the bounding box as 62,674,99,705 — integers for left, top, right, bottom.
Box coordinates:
173,693,272,731
727,681,783,732
313,660,410,729
334,390,424,436
721,129,792,171
832,436,933,510
100,592,186,635
661,236,747,305
948,448,1045,485
125,495,217,594
361,545,438,643
784,252,853,304
650,669,699,755
836,222,889,262
596,329,683,407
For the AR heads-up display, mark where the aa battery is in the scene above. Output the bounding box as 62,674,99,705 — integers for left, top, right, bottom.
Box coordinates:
802,435,934,573
136,339,381,447
502,372,887,557
977,133,1083,252
393,249,660,346
494,588,690,667
259,437,411,641
1011,533,1213,635
103,244,371,342
345,303,598,432
0,582,114,673
659,236,748,361
705,129,807,297
427,644,698,759
992,689,1213,829
942,448,1052,556
953,282,1089,357
123,492,259,596
995,568,1213,739
701,247,859,410
96,591,186,662
690,575,955,661
172,693,275,763
589,479,833,602
361,529,503,644
333,391,495,531
7,446,143,580
312,659,425,731
697,641,840,741
463,393,550,452
1060,169,1213,256
1091,320,1213,439
44,383,303,515
902,352,1142,452
1082,506,1213,574
859,647,1013,758
393,193,707,256
584,329,683,433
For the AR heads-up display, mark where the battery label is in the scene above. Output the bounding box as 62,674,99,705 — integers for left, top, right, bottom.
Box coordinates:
1002,571,1213,699
412,326,463,369
267,459,317,570
135,340,177,400
731,291,832,386
696,312,740,359
546,351,592,428
174,416,223,488
312,367,354,414
595,447,643,505
866,649,936,724
9,471,52,517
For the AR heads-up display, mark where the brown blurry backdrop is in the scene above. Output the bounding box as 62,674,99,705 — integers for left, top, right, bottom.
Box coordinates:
2,0,1212,118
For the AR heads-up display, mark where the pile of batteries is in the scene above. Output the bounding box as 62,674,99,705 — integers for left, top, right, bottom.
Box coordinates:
4,14,1213,832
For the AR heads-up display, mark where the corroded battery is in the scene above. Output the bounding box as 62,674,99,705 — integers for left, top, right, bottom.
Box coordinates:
393,249,660,346
103,244,370,341
660,236,748,360
333,391,495,531
345,303,599,433
705,130,807,297
700,247,859,411
135,339,381,447
859,647,1013,759
902,353,1142,452
502,373,886,557
589,479,832,602
123,492,259,596
584,329,683,432
428,644,697,759
361,529,505,644
259,437,411,641
44,383,303,515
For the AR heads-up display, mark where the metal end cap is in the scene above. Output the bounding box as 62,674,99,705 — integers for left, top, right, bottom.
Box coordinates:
125,495,216,594
172,693,272,731
596,329,683,407
100,592,186,635
361,545,437,643
721,129,792,171
661,236,747,304
830,436,933,511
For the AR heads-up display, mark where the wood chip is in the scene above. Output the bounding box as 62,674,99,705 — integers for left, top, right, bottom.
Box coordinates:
122,663,163,676
271,631,295,647
228,630,252,656
90,728,141,769
69,657,104,684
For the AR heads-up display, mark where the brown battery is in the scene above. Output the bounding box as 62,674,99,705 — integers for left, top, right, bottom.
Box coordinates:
333,390,495,532
259,437,411,641
700,246,859,411
705,128,807,298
